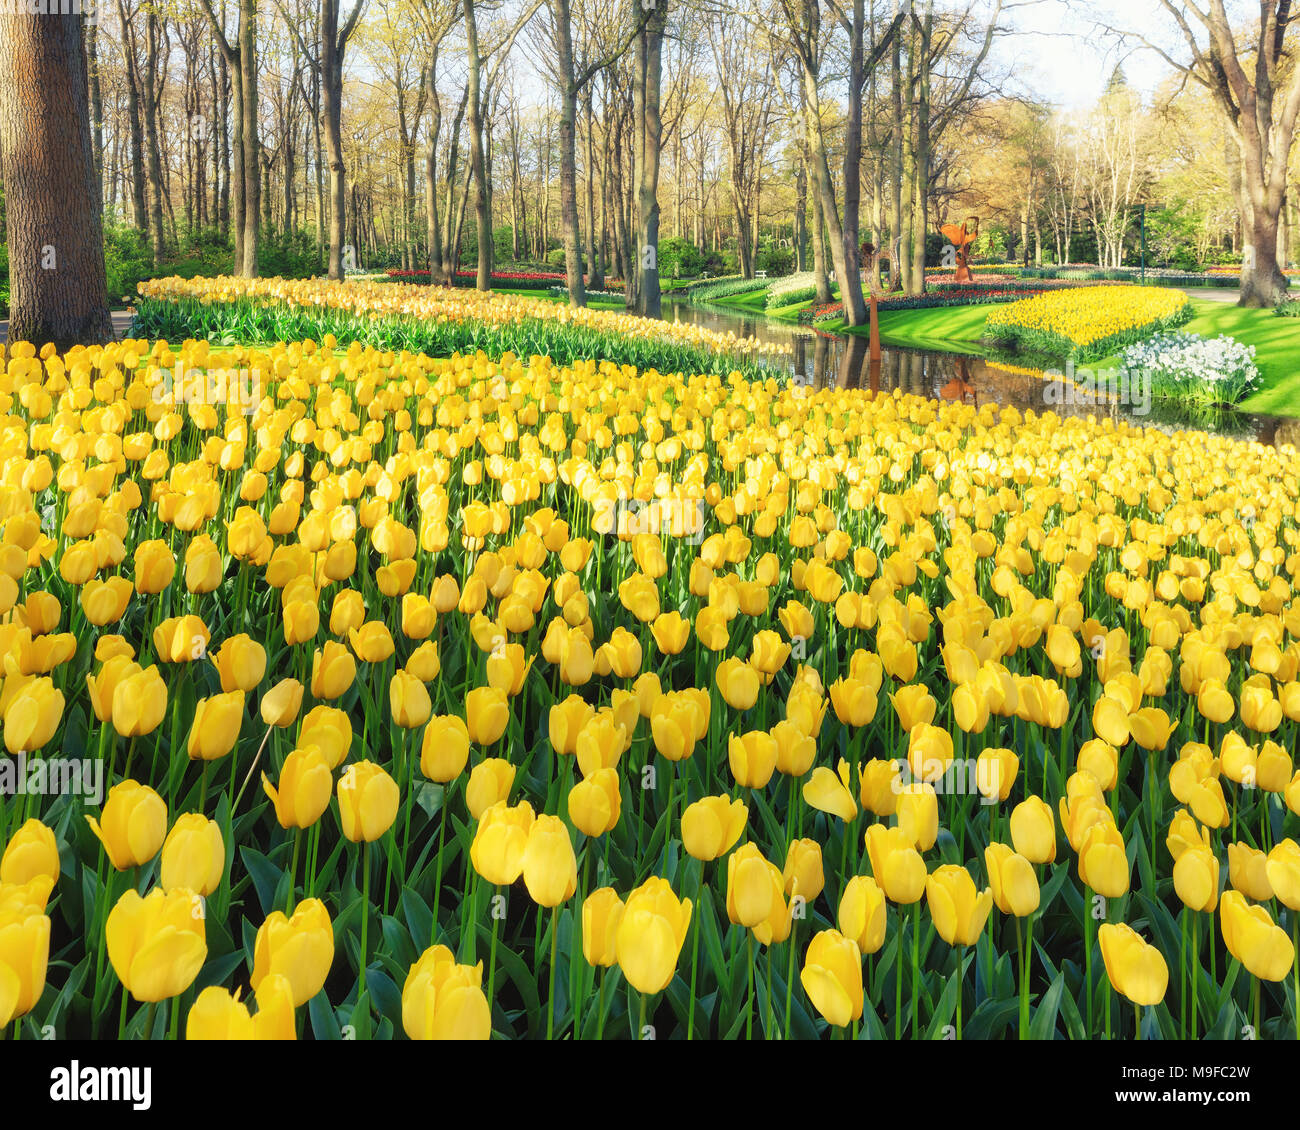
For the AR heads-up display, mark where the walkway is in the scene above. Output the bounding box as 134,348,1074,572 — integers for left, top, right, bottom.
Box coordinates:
0,309,135,347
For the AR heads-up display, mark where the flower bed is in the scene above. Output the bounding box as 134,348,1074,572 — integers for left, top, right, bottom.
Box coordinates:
983,285,1193,362
385,268,566,286
2,331,1298,1044
1120,331,1260,406
133,276,790,375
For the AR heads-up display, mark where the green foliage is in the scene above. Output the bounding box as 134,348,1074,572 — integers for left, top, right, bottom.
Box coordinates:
657,236,704,280
756,242,793,277
128,295,780,381
103,224,155,302
973,226,1008,261
1144,202,1202,271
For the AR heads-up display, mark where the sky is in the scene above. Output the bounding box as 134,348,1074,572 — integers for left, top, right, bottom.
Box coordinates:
995,0,1185,110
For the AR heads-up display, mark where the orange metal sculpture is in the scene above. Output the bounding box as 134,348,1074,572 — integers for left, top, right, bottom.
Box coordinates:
938,216,980,283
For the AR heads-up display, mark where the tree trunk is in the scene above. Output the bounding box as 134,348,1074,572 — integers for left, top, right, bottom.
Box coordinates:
237,0,259,276
583,86,603,290
888,0,907,292
143,8,166,266
118,2,148,235
425,63,445,280
464,0,491,290
86,11,104,200
810,170,832,303
908,0,931,296
0,10,113,347
838,0,867,320
634,0,667,316
552,0,585,306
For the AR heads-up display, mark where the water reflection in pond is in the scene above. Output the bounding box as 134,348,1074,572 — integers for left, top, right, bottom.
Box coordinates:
663,298,1297,448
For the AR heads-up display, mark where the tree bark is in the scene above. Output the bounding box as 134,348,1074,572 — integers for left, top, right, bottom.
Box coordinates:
0,9,113,347
634,0,667,316
464,0,491,289
143,7,166,266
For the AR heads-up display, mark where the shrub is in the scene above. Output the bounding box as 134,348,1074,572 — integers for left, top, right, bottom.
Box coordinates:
658,237,704,280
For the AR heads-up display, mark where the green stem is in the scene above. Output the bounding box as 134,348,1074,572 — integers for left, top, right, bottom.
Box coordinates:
784,918,798,1040
747,932,756,1039
547,905,559,1040
1191,913,1199,1039
359,841,371,1002
688,859,704,1040
596,969,607,1040
895,908,903,1039
911,900,920,1036
431,795,449,945
286,827,301,915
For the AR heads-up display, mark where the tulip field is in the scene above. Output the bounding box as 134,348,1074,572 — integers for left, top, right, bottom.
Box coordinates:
2,314,1300,1043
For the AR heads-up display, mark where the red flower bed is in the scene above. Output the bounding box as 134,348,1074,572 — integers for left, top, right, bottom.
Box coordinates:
383,268,566,284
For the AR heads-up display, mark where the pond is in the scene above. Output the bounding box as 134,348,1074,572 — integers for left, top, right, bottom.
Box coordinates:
661,298,1298,447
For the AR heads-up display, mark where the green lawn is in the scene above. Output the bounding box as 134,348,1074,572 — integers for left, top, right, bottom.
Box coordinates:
829,302,1008,354
836,296,1299,416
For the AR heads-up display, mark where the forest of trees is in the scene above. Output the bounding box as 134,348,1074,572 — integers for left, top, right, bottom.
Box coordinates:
0,0,1297,346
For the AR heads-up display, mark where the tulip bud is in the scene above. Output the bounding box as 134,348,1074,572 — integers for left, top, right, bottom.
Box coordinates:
251,898,335,1006
186,690,245,762
401,945,490,1040
160,814,225,896
106,886,207,1002
568,768,622,837
263,746,333,830
926,864,993,946
470,801,536,885
521,815,578,907
1099,922,1169,1006
838,875,887,955
581,887,624,967
1,819,59,888
466,686,510,745
615,877,691,994
984,842,1040,917
801,929,864,1028
337,761,400,843
86,780,167,870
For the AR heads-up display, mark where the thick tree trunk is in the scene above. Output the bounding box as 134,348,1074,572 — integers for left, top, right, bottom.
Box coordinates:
797,0,863,324
119,2,148,235
908,0,931,296
810,170,832,303
464,0,491,290
634,0,666,316
794,147,808,273
425,64,445,280
322,6,346,278
143,9,166,266
552,0,585,306
238,0,259,276
838,0,867,321
888,0,907,292
0,10,113,347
